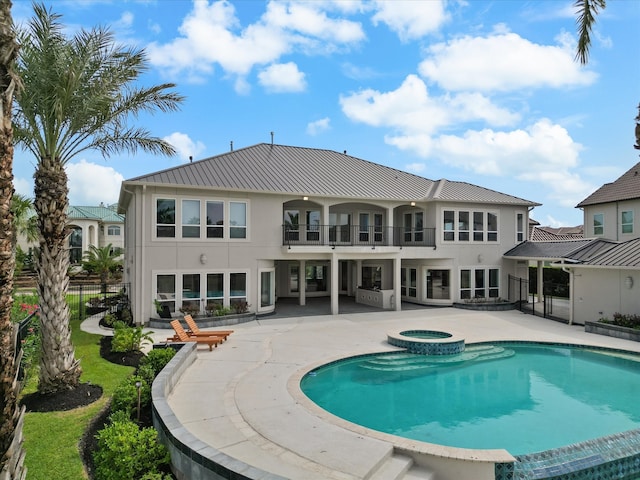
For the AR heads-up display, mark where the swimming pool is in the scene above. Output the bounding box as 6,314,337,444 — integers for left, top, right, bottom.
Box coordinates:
300,342,640,456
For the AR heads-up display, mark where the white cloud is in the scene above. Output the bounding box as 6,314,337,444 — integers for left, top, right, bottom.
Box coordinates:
306,117,330,135
147,0,364,85
371,0,448,41
66,160,124,206
13,177,33,199
405,162,426,173
418,31,598,92
388,119,593,209
340,74,518,137
258,62,307,92
163,132,206,162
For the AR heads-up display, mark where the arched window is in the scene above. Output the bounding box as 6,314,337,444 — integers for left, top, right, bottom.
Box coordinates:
69,226,83,264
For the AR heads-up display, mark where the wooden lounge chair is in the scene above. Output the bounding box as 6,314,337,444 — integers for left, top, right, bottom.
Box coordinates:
184,314,234,341
167,319,223,351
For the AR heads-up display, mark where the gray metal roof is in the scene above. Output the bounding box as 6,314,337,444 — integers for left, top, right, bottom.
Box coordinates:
124,143,539,205
576,161,640,207
504,237,640,268
583,238,640,268
503,239,615,261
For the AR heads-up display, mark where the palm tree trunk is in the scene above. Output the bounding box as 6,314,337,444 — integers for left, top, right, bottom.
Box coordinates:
34,156,81,393
0,0,27,477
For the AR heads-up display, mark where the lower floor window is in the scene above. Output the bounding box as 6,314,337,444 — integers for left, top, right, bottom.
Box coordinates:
460,268,499,300
426,269,450,300
156,271,249,314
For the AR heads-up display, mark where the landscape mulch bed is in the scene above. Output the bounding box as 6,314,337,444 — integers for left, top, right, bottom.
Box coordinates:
21,382,103,412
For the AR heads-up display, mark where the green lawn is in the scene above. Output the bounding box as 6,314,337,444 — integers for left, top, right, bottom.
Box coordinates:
22,315,134,479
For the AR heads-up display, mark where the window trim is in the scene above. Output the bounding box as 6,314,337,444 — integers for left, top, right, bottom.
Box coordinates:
443,209,499,243
621,210,633,235
153,195,249,241
107,225,121,236
593,213,604,236
515,212,525,243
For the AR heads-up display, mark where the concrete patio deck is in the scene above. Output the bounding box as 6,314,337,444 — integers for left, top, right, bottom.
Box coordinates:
136,308,640,480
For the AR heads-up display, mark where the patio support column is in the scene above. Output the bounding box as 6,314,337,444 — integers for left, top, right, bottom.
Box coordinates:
323,203,330,244
356,260,363,287
331,253,339,315
537,260,544,303
386,205,394,246
299,260,306,306
394,255,402,311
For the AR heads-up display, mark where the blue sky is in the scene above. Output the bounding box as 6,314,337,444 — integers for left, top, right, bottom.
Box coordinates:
11,0,640,227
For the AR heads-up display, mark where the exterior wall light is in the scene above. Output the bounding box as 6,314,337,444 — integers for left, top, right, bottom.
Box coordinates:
303,196,309,201
200,253,207,265
410,202,416,207
624,276,634,289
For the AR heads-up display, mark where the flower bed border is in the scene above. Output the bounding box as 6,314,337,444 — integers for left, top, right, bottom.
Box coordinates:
585,320,640,342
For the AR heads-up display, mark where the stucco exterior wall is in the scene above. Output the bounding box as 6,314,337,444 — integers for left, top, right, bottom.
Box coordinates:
582,198,640,241
572,267,640,323
121,183,531,323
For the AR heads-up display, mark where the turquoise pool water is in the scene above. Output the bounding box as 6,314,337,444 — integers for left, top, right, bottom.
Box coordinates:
300,343,640,455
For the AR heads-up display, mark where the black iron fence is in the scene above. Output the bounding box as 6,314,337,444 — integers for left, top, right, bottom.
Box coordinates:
283,224,436,247
67,282,131,322
508,274,570,323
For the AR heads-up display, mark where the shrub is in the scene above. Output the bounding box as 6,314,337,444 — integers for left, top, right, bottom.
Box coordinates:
93,417,170,480
111,321,154,353
599,313,640,330
231,301,250,314
136,364,156,388
102,313,117,328
110,375,151,417
214,306,232,317
140,348,176,377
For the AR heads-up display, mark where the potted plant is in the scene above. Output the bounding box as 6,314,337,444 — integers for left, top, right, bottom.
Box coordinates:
154,299,172,319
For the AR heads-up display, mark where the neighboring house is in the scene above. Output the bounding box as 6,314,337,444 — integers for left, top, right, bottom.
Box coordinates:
506,161,640,324
117,143,539,324
17,203,125,266
67,204,125,264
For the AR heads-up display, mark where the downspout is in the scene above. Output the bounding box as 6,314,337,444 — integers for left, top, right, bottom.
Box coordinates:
122,184,145,325
561,261,574,325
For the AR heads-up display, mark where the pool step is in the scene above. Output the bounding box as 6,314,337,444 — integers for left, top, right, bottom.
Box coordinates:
368,453,436,480
361,346,514,372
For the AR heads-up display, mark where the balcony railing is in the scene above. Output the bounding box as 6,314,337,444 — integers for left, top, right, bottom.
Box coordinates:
282,224,436,247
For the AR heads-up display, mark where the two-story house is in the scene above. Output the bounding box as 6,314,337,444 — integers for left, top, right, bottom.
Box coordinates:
118,143,539,324
505,161,640,324
16,202,125,266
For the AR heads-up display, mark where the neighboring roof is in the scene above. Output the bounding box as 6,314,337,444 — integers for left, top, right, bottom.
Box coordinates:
529,225,583,241
123,143,539,206
503,238,616,261
68,205,124,223
576,161,640,207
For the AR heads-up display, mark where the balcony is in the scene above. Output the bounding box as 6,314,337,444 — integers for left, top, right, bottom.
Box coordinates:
282,224,436,248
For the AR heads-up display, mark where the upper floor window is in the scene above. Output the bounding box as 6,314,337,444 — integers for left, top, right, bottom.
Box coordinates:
107,225,121,236
516,213,524,242
473,212,484,241
593,213,604,235
155,197,247,240
182,199,201,238
622,211,633,234
157,198,176,238
230,202,247,239
443,210,498,243
207,201,224,238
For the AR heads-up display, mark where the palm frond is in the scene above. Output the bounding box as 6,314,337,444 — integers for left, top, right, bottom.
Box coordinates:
574,0,606,65
13,2,184,165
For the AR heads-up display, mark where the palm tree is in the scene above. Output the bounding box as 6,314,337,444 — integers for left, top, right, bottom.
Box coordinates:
10,194,37,244
0,0,27,478
13,3,184,394
81,243,122,286
574,0,606,65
